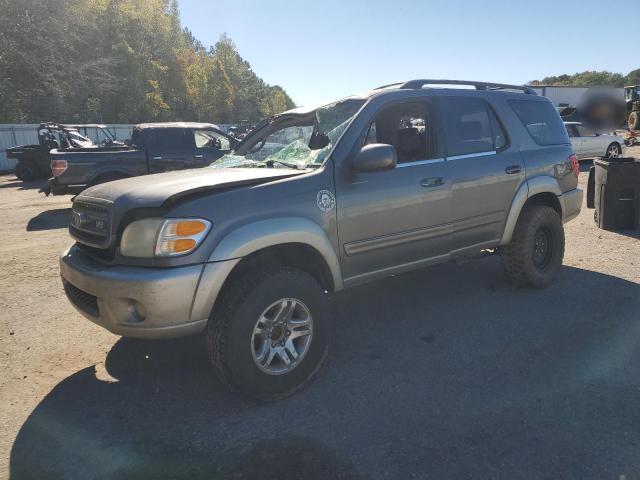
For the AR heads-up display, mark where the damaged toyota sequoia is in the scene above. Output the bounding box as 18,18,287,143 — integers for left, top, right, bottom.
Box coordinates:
60,80,583,400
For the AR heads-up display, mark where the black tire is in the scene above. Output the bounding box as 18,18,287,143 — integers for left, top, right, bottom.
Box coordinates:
14,161,37,181
629,112,640,131
501,205,565,289
605,142,621,158
205,267,330,401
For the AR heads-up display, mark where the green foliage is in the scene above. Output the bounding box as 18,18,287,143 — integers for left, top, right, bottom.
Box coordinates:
0,0,295,123
530,69,639,87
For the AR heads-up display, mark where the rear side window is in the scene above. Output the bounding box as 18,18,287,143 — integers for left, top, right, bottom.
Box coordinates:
442,97,506,157
509,100,569,145
151,128,194,150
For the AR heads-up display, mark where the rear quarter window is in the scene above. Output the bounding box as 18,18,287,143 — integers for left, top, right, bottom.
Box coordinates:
509,100,569,146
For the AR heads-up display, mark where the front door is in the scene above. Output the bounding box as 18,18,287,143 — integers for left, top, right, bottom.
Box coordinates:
441,95,525,253
335,99,452,285
147,128,196,172
576,124,600,157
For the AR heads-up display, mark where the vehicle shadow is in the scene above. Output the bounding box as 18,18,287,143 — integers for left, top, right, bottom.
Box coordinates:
9,261,640,479
0,178,47,190
26,208,71,231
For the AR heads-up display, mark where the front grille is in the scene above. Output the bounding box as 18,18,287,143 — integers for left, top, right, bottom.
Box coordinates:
63,280,99,317
70,200,112,248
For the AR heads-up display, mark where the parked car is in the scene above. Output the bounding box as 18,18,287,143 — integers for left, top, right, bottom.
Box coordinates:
564,122,626,160
59,80,582,401
6,123,122,181
46,122,237,195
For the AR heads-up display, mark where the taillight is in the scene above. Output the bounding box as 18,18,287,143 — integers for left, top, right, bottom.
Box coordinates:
568,154,579,178
51,159,68,177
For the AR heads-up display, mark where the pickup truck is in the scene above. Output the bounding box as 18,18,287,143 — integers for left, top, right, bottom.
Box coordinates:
7,123,121,181
46,122,236,195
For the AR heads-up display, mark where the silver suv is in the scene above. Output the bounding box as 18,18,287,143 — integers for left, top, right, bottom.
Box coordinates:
59,79,582,400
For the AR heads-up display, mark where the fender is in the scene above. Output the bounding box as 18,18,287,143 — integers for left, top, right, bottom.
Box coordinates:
499,176,562,245
208,217,343,291
190,217,343,323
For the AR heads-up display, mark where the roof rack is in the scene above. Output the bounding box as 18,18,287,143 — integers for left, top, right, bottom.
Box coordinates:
399,79,537,95
373,82,404,90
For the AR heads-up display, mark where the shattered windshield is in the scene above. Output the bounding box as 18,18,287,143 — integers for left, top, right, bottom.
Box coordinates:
211,98,365,170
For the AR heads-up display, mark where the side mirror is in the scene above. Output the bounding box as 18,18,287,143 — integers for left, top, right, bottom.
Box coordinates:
352,144,397,173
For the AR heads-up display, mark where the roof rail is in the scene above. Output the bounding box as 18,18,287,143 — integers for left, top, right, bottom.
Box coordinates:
399,79,537,95
373,82,404,90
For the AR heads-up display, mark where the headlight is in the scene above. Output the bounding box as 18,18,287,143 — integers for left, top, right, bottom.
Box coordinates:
120,218,212,258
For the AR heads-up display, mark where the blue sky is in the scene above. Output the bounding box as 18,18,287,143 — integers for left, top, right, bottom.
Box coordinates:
179,0,637,107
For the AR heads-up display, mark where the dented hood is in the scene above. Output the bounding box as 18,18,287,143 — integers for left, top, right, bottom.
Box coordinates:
77,167,301,211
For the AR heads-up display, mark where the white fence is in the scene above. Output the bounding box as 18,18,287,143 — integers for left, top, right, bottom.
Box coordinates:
0,123,237,172
0,124,135,172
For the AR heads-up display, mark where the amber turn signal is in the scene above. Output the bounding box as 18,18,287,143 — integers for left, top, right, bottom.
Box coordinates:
171,238,197,252
175,220,207,237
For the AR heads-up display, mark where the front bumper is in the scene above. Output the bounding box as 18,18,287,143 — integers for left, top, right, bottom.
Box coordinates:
559,187,583,223
59,244,238,339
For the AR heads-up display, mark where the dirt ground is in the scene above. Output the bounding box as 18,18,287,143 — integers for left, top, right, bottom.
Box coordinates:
1,151,639,479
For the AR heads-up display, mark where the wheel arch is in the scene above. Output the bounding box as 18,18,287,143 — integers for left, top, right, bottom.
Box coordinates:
89,170,131,186
500,176,562,245
190,218,342,325
207,217,343,293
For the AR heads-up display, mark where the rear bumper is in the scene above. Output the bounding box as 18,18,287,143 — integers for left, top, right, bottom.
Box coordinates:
559,187,583,223
43,177,85,196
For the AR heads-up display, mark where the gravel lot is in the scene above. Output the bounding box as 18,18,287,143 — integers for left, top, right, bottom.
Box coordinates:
1,154,639,479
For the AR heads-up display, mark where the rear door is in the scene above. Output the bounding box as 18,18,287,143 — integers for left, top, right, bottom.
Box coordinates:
442,96,524,253
147,128,196,172
193,128,233,166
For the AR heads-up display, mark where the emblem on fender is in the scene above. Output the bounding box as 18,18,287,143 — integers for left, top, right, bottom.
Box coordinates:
316,190,336,212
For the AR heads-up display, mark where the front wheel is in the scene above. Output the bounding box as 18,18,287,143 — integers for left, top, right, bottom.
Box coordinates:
205,267,330,401
501,206,565,288
605,142,621,158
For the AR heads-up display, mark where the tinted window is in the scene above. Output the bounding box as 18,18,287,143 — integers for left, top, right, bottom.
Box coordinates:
152,128,193,150
509,100,569,145
488,108,507,150
442,97,496,156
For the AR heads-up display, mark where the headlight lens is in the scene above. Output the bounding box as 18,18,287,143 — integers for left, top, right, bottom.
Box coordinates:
120,218,211,258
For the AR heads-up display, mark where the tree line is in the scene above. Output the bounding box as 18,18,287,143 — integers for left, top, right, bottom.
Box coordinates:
530,69,640,87
0,0,295,124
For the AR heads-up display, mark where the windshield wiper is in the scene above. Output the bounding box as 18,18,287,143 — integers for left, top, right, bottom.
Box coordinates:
266,159,301,170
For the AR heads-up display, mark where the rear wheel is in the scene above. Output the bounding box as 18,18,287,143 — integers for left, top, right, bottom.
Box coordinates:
605,142,621,158
629,111,640,131
205,267,330,401
501,205,565,288
14,161,38,181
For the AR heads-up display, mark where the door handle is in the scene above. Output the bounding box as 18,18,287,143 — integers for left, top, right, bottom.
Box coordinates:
152,156,162,160
505,165,522,174
421,177,444,187
194,154,204,159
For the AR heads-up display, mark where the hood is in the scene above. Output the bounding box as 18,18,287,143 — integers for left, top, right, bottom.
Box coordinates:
78,167,302,211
